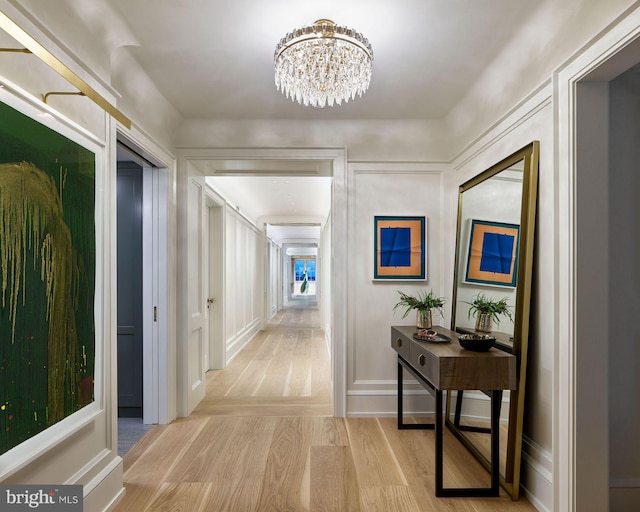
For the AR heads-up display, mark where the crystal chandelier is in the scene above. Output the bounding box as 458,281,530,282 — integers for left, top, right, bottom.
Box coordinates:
274,19,373,108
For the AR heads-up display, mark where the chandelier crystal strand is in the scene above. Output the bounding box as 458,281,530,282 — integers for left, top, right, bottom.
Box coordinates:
274,19,373,108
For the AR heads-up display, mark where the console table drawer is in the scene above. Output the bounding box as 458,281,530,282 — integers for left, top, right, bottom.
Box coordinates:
410,343,439,385
391,332,411,359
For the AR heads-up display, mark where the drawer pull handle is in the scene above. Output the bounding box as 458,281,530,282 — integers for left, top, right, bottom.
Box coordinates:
396,338,402,348
418,354,425,366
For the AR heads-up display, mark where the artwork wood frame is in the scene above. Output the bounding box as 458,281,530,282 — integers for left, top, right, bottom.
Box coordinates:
464,219,520,287
0,87,100,463
373,215,426,281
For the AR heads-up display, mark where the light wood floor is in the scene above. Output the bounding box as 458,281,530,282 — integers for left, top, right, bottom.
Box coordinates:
114,306,536,512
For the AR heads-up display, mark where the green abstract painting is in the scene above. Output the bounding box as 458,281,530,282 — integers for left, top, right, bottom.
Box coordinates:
0,100,96,455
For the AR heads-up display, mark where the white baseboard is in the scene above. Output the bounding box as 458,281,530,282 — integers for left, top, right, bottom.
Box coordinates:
81,456,124,512
346,389,435,418
345,389,510,421
520,436,553,512
226,319,261,363
103,488,126,512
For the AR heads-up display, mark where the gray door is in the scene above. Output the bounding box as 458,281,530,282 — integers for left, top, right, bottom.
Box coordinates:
117,162,143,417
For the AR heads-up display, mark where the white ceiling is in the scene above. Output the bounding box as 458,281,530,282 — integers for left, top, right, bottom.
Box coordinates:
107,0,544,241
205,176,332,223
107,0,543,120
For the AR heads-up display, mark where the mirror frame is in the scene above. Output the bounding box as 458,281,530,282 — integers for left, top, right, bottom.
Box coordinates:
447,141,539,500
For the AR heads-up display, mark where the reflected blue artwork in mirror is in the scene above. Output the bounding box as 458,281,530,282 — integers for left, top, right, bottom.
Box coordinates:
465,219,519,287
479,232,515,274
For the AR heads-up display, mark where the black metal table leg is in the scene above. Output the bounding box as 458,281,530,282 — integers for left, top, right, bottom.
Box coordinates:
435,389,444,493
397,356,434,430
436,388,501,497
396,354,501,497
490,390,503,493
397,360,403,430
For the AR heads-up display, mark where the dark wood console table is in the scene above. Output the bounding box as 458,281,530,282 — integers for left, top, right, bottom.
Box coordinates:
391,325,516,497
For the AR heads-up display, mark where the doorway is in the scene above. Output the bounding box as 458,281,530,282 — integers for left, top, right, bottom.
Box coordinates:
556,25,640,511
179,147,347,416
115,137,170,454
116,161,143,418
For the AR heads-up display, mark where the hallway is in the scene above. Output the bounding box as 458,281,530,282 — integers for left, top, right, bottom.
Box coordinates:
113,306,535,511
197,303,331,417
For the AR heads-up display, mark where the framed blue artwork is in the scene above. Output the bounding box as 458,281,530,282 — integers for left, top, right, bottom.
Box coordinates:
373,216,426,280
464,219,520,287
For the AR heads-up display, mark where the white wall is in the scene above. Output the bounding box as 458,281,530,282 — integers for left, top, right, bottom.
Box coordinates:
224,207,262,362
346,163,446,415
176,119,450,162
446,0,636,152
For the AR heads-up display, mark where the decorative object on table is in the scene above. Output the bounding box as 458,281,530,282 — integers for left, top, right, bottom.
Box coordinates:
413,329,452,343
374,216,426,280
274,19,373,108
465,219,520,287
393,289,445,329
457,333,497,351
0,98,97,456
464,292,513,333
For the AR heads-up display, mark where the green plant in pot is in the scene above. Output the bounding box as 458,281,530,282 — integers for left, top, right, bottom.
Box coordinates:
464,292,513,333
393,290,446,329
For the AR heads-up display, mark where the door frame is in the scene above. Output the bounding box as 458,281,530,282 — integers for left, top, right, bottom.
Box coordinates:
176,147,347,417
117,131,173,424
554,8,640,510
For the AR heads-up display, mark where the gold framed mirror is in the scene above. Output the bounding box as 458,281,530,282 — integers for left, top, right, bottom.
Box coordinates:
447,141,539,500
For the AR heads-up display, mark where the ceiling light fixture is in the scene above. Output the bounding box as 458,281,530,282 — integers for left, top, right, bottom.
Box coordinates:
274,19,373,108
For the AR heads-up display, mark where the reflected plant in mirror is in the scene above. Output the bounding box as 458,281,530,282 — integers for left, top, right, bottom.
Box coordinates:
464,293,513,333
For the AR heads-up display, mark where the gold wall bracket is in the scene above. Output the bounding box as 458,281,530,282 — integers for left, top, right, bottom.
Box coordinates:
0,47,31,53
43,91,85,104
0,10,131,128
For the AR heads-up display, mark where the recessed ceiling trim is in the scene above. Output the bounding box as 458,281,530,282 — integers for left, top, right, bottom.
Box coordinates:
268,222,321,226
202,159,333,176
